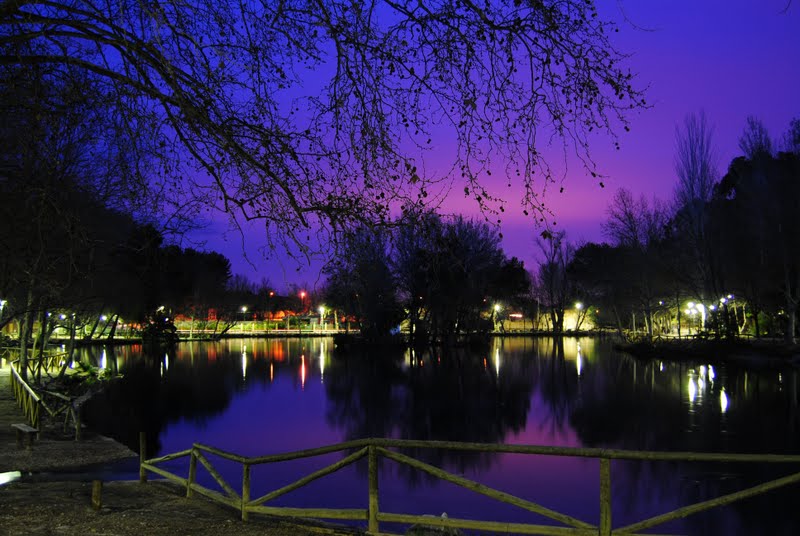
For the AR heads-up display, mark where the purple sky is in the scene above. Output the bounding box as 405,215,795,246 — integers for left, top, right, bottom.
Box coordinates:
190,1,800,292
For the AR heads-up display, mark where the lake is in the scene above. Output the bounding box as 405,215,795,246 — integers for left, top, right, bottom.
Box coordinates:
79,336,800,535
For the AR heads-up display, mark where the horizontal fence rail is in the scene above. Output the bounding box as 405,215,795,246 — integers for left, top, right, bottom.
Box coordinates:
139,435,800,536
9,365,41,429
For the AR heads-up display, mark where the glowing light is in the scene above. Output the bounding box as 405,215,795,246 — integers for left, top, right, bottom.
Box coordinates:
0,471,21,485
100,315,107,321
270,362,274,382
708,365,715,382
576,352,582,376
659,362,664,372
59,314,66,320
164,353,169,371
100,349,107,370
494,348,500,376
319,343,325,379
688,378,697,403
242,347,247,379
720,389,729,413
700,365,706,378
300,355,306,389
575,302,583,310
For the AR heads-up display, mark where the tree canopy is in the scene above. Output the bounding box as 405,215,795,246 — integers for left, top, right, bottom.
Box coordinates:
1,0,644,251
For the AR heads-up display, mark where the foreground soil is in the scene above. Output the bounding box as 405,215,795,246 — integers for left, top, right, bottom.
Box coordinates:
0,480,362,536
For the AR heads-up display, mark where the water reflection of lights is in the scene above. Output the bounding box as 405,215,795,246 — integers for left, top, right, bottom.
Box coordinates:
659,362,664,372
270,362,274,382
688,377,697,403
300,355,306,389
720,389,729,413
319,343,325,381
100,349,107,370
241,346,247,379
494,348,500,377
708,365,715,382
576,349,582,376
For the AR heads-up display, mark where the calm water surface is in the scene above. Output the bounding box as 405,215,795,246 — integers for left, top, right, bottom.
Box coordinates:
80,337,800,535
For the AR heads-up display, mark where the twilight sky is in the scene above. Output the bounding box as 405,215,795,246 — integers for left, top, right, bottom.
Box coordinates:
189,0,800,292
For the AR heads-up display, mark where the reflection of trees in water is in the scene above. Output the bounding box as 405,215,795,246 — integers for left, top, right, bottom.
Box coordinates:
532,337,581,437
84,344,245,455
83,338,331,455
324,343,536,486
568,353,800,535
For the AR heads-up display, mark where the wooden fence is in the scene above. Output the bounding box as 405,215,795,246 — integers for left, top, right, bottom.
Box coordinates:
8,354,88,437
139,435,800,536
9,364,42,429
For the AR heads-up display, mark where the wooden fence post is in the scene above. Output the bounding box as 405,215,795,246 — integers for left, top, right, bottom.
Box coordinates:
139,432,147,483
186,449,197,498
368,445,379,534
600,457,611,536
91,480,103,510
242,463,251,522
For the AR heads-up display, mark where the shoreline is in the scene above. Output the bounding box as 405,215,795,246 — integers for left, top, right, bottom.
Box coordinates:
615,338,800,367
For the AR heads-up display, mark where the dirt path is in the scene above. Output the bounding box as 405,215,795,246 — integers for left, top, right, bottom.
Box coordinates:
0,480,362,536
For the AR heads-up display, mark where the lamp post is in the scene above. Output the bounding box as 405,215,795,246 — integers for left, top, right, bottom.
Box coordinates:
240,306,248,333
299,291,306,313
319,306,325,330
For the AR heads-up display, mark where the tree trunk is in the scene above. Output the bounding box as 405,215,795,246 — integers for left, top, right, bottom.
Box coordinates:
18,287,36,381
58,317,77,380
106,314,119,341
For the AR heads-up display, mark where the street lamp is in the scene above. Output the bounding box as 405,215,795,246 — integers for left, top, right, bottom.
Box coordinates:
574,302,583,330
240,306,248,332
299,291,306,312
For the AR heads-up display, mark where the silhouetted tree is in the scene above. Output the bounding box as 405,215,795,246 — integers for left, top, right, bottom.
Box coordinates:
1,0,645,252
602,189,669,338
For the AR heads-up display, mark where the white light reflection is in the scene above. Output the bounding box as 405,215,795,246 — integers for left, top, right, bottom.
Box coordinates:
688,377,697,403
300,355,306,389
319,343,325,381
708,365,715,382
164,353,169,371
241,347,247,379
494,348,500,377
0,471,22,486
659,362,663,372
100,349,107,370
576,346,583,376
720,389,729,413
